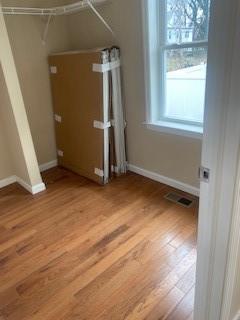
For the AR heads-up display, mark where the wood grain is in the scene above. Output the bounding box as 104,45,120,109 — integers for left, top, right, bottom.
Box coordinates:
0,167,198,320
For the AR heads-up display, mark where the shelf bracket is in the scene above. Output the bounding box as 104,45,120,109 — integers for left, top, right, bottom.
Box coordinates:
42,14,52,45
86,0,115,38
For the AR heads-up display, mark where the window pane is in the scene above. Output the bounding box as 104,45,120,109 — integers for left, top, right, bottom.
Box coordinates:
167,0,210,44
165,47,207,123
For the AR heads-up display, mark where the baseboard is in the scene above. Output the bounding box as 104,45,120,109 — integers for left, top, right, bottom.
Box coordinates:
39,159,58,172
128,164,200,196
0,175,46,195
0,175,17,188
0,159,56,193
1,162,199,196
16,177,46,195
31,183,46,194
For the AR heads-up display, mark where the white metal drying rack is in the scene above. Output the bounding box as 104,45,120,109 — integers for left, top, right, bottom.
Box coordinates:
0,0,114,44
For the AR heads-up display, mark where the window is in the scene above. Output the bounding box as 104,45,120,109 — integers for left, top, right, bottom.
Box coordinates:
143,0,210,138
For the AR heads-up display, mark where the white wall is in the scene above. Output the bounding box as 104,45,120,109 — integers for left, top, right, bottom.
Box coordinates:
0,10,44,187
230,265,240,319
0,117,13,181
68,0,202,188
4,14,71,165
222,2,240,318
0,7,71,184
0,66,29,183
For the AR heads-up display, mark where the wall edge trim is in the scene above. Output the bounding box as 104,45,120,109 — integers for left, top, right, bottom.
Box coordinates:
0,175,46,194
0,175,17,188
0,159,57,192
128,164,200,196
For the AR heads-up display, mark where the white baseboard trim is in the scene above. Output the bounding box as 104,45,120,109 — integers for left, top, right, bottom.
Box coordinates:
16,177,46,195
233,311,240,320
0,159,56,194
0,175,17,188
0,175,46,195
31,183,46,195
16,176,32,193
39,159,58,172
128,164,200,196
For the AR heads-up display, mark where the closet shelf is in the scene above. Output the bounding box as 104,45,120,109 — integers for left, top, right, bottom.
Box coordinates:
0,0,108,16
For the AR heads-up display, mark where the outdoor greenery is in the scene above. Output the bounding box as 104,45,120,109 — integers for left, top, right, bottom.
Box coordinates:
167,0,210,42
167,48,207,72
166,0,209,72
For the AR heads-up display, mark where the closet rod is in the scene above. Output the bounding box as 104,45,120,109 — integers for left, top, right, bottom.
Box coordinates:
0,0,108,16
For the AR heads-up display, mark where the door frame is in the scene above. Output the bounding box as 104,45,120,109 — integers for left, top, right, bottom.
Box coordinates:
194,0,240,319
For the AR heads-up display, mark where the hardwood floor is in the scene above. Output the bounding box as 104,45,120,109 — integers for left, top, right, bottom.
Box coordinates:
0,167,198,320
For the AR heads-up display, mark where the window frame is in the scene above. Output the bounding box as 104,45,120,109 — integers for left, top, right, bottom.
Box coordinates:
142,0,209,138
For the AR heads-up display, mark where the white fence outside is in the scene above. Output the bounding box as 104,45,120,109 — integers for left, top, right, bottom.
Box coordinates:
165,64,206,123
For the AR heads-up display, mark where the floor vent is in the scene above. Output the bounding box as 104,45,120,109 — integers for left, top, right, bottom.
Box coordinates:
164,192,194,208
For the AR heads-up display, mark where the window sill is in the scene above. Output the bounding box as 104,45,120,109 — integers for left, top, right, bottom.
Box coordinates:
145,121,203,140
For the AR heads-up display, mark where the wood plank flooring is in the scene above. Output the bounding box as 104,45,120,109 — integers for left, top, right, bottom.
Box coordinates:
0,167,198,320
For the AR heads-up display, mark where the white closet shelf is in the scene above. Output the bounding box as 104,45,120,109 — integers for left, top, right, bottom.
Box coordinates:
0,0,108,16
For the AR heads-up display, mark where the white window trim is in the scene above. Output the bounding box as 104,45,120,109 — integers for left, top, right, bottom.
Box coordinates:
146,121,203,139
142,0,207,139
